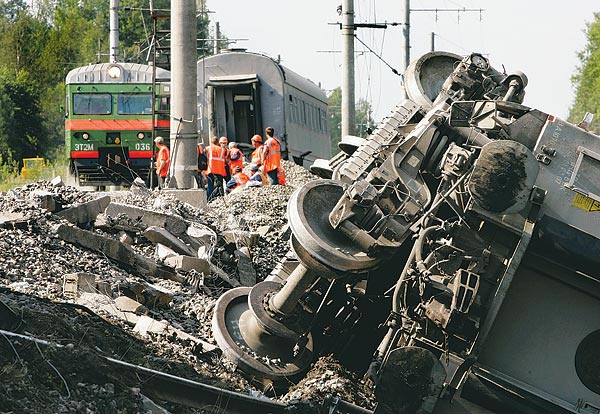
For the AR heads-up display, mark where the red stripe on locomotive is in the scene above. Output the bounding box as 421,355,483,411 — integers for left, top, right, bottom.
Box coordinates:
71,150,154,159
66,119,169,130
70,150,99,159
129,150,153,158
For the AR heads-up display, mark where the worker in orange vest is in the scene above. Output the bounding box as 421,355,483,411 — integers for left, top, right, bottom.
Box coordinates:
277,165,286,186
219,136,231,182
247,163,269,187
207,136,228,200
154,136,170,188
226,165,250,193
250,134,264,166
261,127,282,185
228,142,244,172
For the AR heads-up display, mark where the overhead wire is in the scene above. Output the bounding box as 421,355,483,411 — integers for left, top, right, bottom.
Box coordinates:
354,35,402,78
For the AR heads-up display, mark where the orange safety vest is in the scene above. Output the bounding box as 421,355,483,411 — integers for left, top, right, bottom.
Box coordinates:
157,145,170,178
277,166,286,186
251,146,263,166
263,136,281,173
207,143,227,176
232,172,250,189
229,147,244,171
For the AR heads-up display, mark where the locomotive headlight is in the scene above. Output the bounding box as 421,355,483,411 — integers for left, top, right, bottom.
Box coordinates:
137,132,145,140
107,65,121,79
82,132,90,140
115,137,121,145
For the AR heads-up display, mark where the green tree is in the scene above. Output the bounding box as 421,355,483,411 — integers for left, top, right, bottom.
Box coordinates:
0,0,27,23
327,87,375,155
569,12,600,132
0,0,213,170
0,71,47,162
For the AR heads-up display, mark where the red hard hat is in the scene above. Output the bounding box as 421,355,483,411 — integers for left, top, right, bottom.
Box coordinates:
219,136,228,144
251,134,262,143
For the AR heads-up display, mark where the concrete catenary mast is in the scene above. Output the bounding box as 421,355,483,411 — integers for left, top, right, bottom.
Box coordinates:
341,0,355,138
169,0,198,189
109,0,119,63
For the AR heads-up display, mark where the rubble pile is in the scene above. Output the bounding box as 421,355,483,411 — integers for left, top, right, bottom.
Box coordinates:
0,160,374,413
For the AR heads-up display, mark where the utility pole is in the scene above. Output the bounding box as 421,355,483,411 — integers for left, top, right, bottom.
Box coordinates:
430,32,435,52
109,0,119,63
402,0,410,98
214,22,221,55
169,0,198,189
341,0,355,138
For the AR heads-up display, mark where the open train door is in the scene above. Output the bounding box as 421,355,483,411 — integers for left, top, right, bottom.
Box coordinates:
207,75,262,145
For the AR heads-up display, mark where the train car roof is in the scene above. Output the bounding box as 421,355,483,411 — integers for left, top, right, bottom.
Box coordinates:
66,62,170,84
198,50,327,103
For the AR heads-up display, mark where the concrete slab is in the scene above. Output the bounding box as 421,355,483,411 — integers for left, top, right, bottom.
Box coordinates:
50,176,64,187
56,224,177,281
118,231,134,245
186,223,217,251
221,230,260,247
256,225,273,238
56,195,111,224
29,190,62,212
156,243,178,261
234,248,256,287
104,202,188,235
164,255,210,275
0,212,28,229
63,272,97,298
161,189,207,210
114,296,147,315
77,293,140,325
143,226,196,256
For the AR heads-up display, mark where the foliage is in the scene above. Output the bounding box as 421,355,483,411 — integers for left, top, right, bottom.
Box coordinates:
327,87,375,155
569,12,600,132
0,0,212,174
0,71,47,162
120,0,211,68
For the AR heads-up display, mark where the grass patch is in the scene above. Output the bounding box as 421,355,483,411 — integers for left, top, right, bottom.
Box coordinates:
0,149,69,192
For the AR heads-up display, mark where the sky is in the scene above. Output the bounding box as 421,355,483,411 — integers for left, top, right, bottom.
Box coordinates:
207,0,599,123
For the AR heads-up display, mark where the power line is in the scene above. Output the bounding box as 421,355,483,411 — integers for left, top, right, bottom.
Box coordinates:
354,36,402,78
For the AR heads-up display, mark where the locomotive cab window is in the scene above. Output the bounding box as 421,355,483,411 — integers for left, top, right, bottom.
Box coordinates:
73,93,112,115
117,93,152,115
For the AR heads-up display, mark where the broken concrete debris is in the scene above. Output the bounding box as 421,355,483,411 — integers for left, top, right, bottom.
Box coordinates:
221,229,260,247
0,211,28,229
105,202,188,235
56,224,176,280
63,272,98,298
115,295,148,315
143,225,196,256
0,161,352,413
234,247,257,286
115,280,174,309
29,189,62,212
164,254,211,276
56,194,110,224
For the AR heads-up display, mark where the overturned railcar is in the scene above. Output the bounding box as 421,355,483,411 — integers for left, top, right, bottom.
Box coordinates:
197,50,331,167
211,51,600,414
